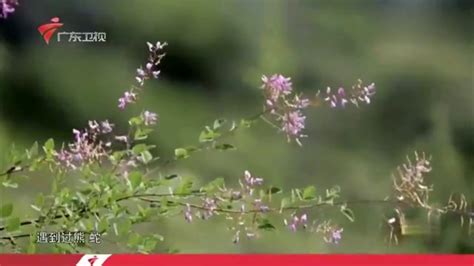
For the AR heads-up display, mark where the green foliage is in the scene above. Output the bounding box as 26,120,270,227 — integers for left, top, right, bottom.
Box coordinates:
6,217,20,232
174,148,190,159
201,177,225,194
258,218,276,231
214,143,236,151
43,138,55,160
266,186,282,195
199,127,221,143
303,186,317,200
0,203,13,218
129,171,143,190
340,205,355,222
174,179,194,195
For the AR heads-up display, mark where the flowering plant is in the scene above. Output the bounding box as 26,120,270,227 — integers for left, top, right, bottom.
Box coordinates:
0,11,472,252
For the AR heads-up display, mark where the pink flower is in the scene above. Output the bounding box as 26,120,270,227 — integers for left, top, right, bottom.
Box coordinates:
100,120,114,134
0,0,18,19
323,81,376,108
55,124,111,169
324,87,348,108
261,74,293,103
117,41,166,109
291,94,310,109
142,110,158,126
281,110,306,144
284,213,308,232
118,91,137,109
327,228,343,244
184,204,193,223
244,170,263,187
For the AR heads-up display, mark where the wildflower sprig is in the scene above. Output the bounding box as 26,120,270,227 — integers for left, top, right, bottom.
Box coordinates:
259,75,376,145
384,152,473,244
118,41,167,110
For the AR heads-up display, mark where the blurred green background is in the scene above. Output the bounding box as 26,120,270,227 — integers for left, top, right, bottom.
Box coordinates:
0,0,473,253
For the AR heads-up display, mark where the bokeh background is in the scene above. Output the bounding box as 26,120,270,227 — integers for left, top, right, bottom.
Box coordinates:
0,0,473,253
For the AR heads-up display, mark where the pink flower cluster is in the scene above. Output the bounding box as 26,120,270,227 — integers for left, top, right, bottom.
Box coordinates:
261,74,293,104
55,120,114,169
326,228,343,244
322,80,376,108
242,170,263,196
184,204,193,223
142,110,158,126
261,74,310,145
317,221,344,245
0,0,18,19
284,213,308,232
118,41,167,110
118,91,137,110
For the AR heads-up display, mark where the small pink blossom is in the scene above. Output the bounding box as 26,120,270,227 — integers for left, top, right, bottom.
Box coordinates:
118,91,137,109
142,110,158,126
280,110,306,145
0,0,19,19
284,213,308,232
118,41,166,110
261,74,293,103
323,81,376,108
327,228,343,244
184,204,193,223
55,123,112,169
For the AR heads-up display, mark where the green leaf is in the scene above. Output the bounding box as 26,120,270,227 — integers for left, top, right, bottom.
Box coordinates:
42,138,55,160
214,143,236,151
98,218,109,232
110,151,126,164
118,220,132,236
229,121,238,132
340,205,355,222
6,217,20,232
213,119,226,130
164,174,179,180
174,179,193,195
129,116,143,126
294,188,303,201
199,129,221,143
143,238,158,252
132,144,148,155
2,180,18,189
266,186,282,195
26,241,36,254
240,119,253,128
35,193,45,207
139,151,153,164
134,128,153,140
174,148,189,159
281,197,291,209
303,185,317,200
0,203,13,218
128,233,141,247
129,172,142,190
26,142,39,159
152,234,164,242
201,177,225,193
326,186,341,199
43,138,55,151
258,219,276,231
30,205,41,212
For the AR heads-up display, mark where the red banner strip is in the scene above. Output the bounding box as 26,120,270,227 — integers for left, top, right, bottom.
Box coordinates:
0,254,472,266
